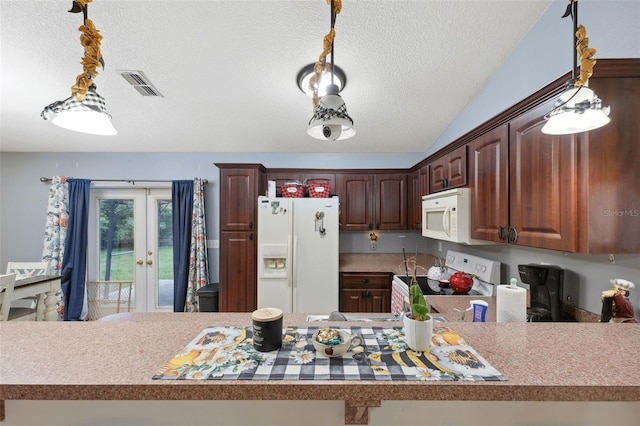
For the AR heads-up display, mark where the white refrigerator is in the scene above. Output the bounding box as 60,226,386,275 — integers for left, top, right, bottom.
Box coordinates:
257,196,339,313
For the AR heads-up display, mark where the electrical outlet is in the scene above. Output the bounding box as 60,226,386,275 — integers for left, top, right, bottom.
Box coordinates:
370,241,377,251
207,240,219,249
438,241,442,252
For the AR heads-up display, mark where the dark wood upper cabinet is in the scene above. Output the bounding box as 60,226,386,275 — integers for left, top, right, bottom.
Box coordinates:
336,174,375,231
374,174,407,230
428,145,467,193
468,124,509,243
218,165,265,231
508,101,580,252
407,170,421,231
336,173,406,231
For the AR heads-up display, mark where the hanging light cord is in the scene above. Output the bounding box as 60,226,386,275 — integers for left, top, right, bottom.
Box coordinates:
69,0,105,101
311,0,342,109
547,0,598,114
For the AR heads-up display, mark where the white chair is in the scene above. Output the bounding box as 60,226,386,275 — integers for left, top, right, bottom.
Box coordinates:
0,273,38,321
6,261,48,310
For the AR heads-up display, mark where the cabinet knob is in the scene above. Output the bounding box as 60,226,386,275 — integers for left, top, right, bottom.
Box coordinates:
498,226,507,240
249,233,254,240
249,221,254,230
376,223,380,229
361,291,367,297
508,227,518,242
368,223,373,230
362,278,369,284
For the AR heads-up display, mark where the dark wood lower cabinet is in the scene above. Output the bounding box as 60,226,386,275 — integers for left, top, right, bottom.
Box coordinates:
339,273,391,313
219,231,256,312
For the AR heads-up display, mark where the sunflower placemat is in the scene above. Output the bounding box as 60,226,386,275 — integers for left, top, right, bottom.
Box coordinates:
152,326,505,381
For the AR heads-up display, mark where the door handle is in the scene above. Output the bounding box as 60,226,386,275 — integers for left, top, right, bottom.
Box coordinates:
442,206,451,237
137,260,144,265
146,260,153,265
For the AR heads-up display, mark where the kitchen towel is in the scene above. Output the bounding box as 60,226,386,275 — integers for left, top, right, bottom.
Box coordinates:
496,283,527,322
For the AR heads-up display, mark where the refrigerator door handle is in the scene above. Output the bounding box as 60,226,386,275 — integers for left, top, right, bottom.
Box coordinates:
287,234,293,288
292,235,298,289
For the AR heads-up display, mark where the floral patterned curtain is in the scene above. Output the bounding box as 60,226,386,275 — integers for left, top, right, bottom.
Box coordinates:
185,178,209,312
41,176,68,318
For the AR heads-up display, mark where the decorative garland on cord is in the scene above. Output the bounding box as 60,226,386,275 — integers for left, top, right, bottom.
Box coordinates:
311,0,342,109
69,0,105,101
575,24,596,87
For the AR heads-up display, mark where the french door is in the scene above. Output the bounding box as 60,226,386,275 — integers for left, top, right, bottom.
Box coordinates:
88,188,174,313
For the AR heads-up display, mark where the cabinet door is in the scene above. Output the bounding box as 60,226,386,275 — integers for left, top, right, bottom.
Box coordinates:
419,164,429,198
407,170,421,230
509,102,579,252
340,289,368,312
219,168,259,231
429,158,447,193
469,124,509,242
336,174,375,231
368,289,391,313
446,145,467,188
375,174,407,230
429,145,467,193
219,231,256,312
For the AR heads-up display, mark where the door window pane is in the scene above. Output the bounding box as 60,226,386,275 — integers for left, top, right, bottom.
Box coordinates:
157,199,174,307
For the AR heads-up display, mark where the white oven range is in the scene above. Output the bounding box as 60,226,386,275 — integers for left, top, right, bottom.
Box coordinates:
391,250,501,314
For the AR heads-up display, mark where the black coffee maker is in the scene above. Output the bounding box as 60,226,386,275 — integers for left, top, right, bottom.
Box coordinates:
518,264,565,322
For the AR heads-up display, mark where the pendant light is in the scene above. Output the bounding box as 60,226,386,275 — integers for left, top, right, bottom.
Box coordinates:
541,0,609,135
41,0,117,136
307,0,355,141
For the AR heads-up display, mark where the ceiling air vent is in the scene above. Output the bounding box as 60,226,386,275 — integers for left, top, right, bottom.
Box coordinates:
119,70,163,97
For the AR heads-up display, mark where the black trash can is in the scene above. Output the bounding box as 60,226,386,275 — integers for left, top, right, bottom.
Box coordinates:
196,283,219,312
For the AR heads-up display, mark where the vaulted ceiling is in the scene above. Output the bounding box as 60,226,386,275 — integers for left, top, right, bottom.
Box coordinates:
0,0,552,153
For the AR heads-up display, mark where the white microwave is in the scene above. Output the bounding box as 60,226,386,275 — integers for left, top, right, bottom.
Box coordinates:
422,188,487,245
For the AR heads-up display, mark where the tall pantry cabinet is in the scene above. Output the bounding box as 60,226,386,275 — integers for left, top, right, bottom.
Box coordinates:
216,164,266,311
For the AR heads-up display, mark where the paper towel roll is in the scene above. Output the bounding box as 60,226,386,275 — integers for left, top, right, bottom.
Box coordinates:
496,284,527,323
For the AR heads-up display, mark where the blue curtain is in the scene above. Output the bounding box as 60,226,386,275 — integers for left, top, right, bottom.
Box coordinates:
172,181,193,312
61,179,91,321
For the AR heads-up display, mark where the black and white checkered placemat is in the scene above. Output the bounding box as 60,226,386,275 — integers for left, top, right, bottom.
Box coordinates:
153,326,505,381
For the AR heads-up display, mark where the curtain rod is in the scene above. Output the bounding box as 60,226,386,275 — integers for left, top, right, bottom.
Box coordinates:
39,177,208,184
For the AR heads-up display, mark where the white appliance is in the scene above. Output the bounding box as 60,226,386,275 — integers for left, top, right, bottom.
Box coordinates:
391,250,501,313
257,196,339,313
422,188,488,245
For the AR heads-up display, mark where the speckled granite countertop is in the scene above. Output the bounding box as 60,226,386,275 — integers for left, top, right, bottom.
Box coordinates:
1,313,638,413
339,253,438,274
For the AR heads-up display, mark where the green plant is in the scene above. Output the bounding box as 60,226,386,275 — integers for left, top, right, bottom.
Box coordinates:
409,278,430,321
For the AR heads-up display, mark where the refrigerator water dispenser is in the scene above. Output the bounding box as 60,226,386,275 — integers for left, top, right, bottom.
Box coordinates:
260,244,288,278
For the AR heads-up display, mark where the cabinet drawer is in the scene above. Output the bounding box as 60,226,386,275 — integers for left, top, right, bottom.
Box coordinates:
340,273,391,290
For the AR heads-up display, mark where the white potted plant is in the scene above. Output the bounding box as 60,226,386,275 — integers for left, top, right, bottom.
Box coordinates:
403,276,433,352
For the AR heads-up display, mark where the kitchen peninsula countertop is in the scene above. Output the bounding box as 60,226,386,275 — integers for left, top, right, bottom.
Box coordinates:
1,313,638,425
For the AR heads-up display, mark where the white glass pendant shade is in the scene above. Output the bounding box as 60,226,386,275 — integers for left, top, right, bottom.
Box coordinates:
42,86,117,136
307,85,355,141
542,86,610,135
52,109,117,136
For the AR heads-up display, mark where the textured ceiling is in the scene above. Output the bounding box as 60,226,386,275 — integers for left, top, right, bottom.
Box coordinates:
0,0,552,153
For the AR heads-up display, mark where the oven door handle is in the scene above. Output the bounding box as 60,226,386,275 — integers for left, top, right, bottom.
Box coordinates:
443,206,452,237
